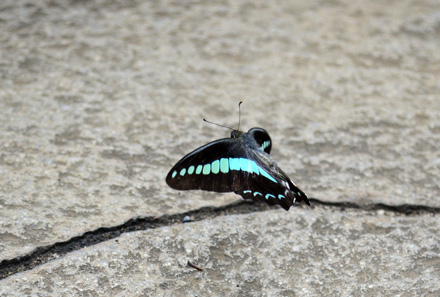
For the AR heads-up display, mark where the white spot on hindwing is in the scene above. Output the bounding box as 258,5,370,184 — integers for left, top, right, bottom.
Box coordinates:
242,190,284,200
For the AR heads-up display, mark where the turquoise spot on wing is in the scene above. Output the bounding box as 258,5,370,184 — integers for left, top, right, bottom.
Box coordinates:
188,166,195,175
220,158,229,173
172,170,177,178
253,192,262,197
265,194,275,199
196,165,203,174
258,167,277,183
239,158,250,172
203,164,210,175
179,168,186,176
211,160,220,174
229,158,240,171
250,161,260,175
243,190,252,194
278,194,285,200
228,158,261,175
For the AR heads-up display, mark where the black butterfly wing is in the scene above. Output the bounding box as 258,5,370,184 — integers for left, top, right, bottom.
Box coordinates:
166,138,251,192
166,134,309,211
234,149,310,211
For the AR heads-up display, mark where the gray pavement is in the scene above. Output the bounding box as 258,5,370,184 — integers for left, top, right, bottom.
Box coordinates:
1,0,439,296
1,208,439,296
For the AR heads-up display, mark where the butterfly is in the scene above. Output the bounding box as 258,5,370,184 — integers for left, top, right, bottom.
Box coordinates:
166,123,310,211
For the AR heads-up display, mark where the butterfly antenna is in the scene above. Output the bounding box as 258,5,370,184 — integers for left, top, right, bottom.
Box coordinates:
203,118,234,131
237,101,243,131
203,101,243,131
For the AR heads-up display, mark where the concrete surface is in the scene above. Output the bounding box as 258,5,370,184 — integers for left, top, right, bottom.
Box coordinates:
0,208,439,296
0,0,439,295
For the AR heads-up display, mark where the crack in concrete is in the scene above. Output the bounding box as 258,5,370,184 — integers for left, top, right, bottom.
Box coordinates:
1,198,439,280
308,198,440,215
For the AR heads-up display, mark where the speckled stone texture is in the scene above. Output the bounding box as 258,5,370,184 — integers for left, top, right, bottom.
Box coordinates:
0,208,439,296
0,0,439,295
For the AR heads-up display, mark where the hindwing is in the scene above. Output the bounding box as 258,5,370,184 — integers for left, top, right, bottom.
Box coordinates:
232,149,309,210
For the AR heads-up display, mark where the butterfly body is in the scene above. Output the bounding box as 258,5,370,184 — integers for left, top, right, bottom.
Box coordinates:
166,128,309,210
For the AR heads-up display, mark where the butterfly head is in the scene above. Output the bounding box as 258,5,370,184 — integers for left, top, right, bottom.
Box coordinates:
231,130,244,139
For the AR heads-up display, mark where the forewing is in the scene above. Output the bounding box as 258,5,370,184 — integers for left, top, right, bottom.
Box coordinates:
166,138,250,192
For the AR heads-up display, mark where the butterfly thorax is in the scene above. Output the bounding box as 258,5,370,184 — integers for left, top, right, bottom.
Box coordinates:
240,132,261,151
